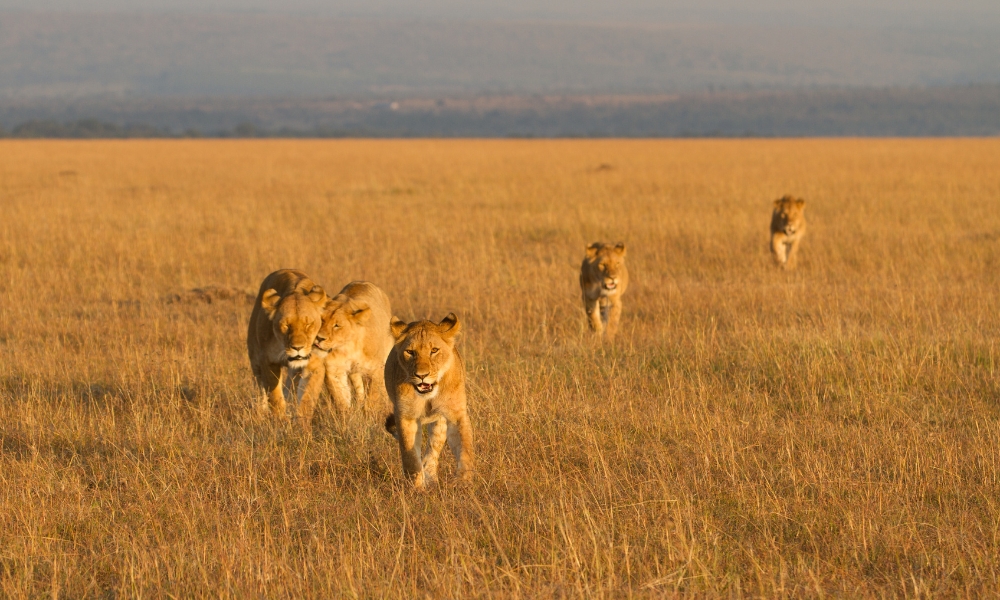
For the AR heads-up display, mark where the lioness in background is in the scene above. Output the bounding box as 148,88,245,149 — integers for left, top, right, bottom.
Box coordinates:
246,269,327,419
384,313,474,490
296,281,394,426
580,242,629,339
770,195,807,269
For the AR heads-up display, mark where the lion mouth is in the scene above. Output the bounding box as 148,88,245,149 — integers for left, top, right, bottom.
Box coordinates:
603,282,617,290
286,354,310,366
414,382,435,394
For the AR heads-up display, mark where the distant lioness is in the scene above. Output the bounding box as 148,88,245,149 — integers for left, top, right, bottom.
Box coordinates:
384,314,474,490
770,195,807,269
296,281,394,426
580,242,629,339
247,269,327,419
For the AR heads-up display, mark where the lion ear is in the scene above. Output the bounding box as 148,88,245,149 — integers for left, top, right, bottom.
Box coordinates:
585,243,601,258
614,242,626,257
438,313,462,339
390,316,408,340
261,289,281,318
321,299,337,320
306,285,326,304
349,301,371,322
795,198,806,208
773,198,783,209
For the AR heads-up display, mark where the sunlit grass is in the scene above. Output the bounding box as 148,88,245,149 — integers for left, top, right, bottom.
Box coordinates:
1,139,999,597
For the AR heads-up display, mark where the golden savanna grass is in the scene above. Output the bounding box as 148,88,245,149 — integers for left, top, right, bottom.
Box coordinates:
1,139,999,597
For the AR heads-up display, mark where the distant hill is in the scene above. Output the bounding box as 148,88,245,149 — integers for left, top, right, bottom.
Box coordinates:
2,87,998,137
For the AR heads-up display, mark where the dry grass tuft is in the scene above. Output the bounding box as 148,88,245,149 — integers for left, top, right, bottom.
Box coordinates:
1,139,999,597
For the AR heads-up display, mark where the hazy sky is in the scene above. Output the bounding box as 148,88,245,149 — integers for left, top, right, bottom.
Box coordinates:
1,0,997,99
2,0,999,28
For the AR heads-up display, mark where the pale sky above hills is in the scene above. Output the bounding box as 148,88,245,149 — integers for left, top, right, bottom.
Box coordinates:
2,0,999,29
0,1,997,99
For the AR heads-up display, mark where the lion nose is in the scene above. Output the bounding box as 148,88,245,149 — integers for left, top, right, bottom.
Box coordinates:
314,335,326,344
415,371,429,380
291,345,306,353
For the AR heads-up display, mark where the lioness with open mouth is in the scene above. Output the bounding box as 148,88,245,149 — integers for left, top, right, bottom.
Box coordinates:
384,313,474,490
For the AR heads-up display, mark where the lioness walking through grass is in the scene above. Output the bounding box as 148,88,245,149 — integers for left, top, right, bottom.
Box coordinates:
384,313,474,490
580,242,629,339
770,195,807,269
246,269,328,419
296,281,394,427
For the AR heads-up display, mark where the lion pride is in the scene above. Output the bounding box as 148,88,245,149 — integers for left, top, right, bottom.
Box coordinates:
384,313,474,490
246,269,327,419
770,195,807,269
579,242,629,339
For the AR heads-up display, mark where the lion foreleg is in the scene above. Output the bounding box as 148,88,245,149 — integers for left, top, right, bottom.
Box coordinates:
771,233,788,267
447,416,475,481
604,297,623,339
349,372,366,406
785,235,802,269
325,368,353,415
421,417,448,486
396,417,426,489
266,363,289,419
584,295,603,333
295,365,326,430
255,361,282,416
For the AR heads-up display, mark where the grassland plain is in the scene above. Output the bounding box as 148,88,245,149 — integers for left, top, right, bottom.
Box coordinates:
0,139,998,597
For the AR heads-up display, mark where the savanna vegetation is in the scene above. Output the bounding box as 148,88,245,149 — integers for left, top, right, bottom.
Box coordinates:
1,139,998,597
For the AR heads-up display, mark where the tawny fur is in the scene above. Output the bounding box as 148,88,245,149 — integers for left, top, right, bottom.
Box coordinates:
384,313,474,490
296,281,394,427
770,195,807,269
579,242,630,339
246,269,327,419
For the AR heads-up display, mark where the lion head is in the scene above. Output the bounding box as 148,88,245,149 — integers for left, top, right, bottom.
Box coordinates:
389,313,461,396
312,294,374,356
260,284,326,370
585,242,627,292
772,195,806,235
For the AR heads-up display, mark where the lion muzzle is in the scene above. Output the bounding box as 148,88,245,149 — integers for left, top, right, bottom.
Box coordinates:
414,381,435,394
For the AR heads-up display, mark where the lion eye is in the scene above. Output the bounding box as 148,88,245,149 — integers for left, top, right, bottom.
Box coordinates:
334,323,340,329
403,350,414,358
430,348,439,355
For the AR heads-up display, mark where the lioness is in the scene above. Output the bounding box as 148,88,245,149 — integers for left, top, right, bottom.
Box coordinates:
296,281,394,426
384,313,474,489
770,195,807,269
247,269,327,418
580,242,629,339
